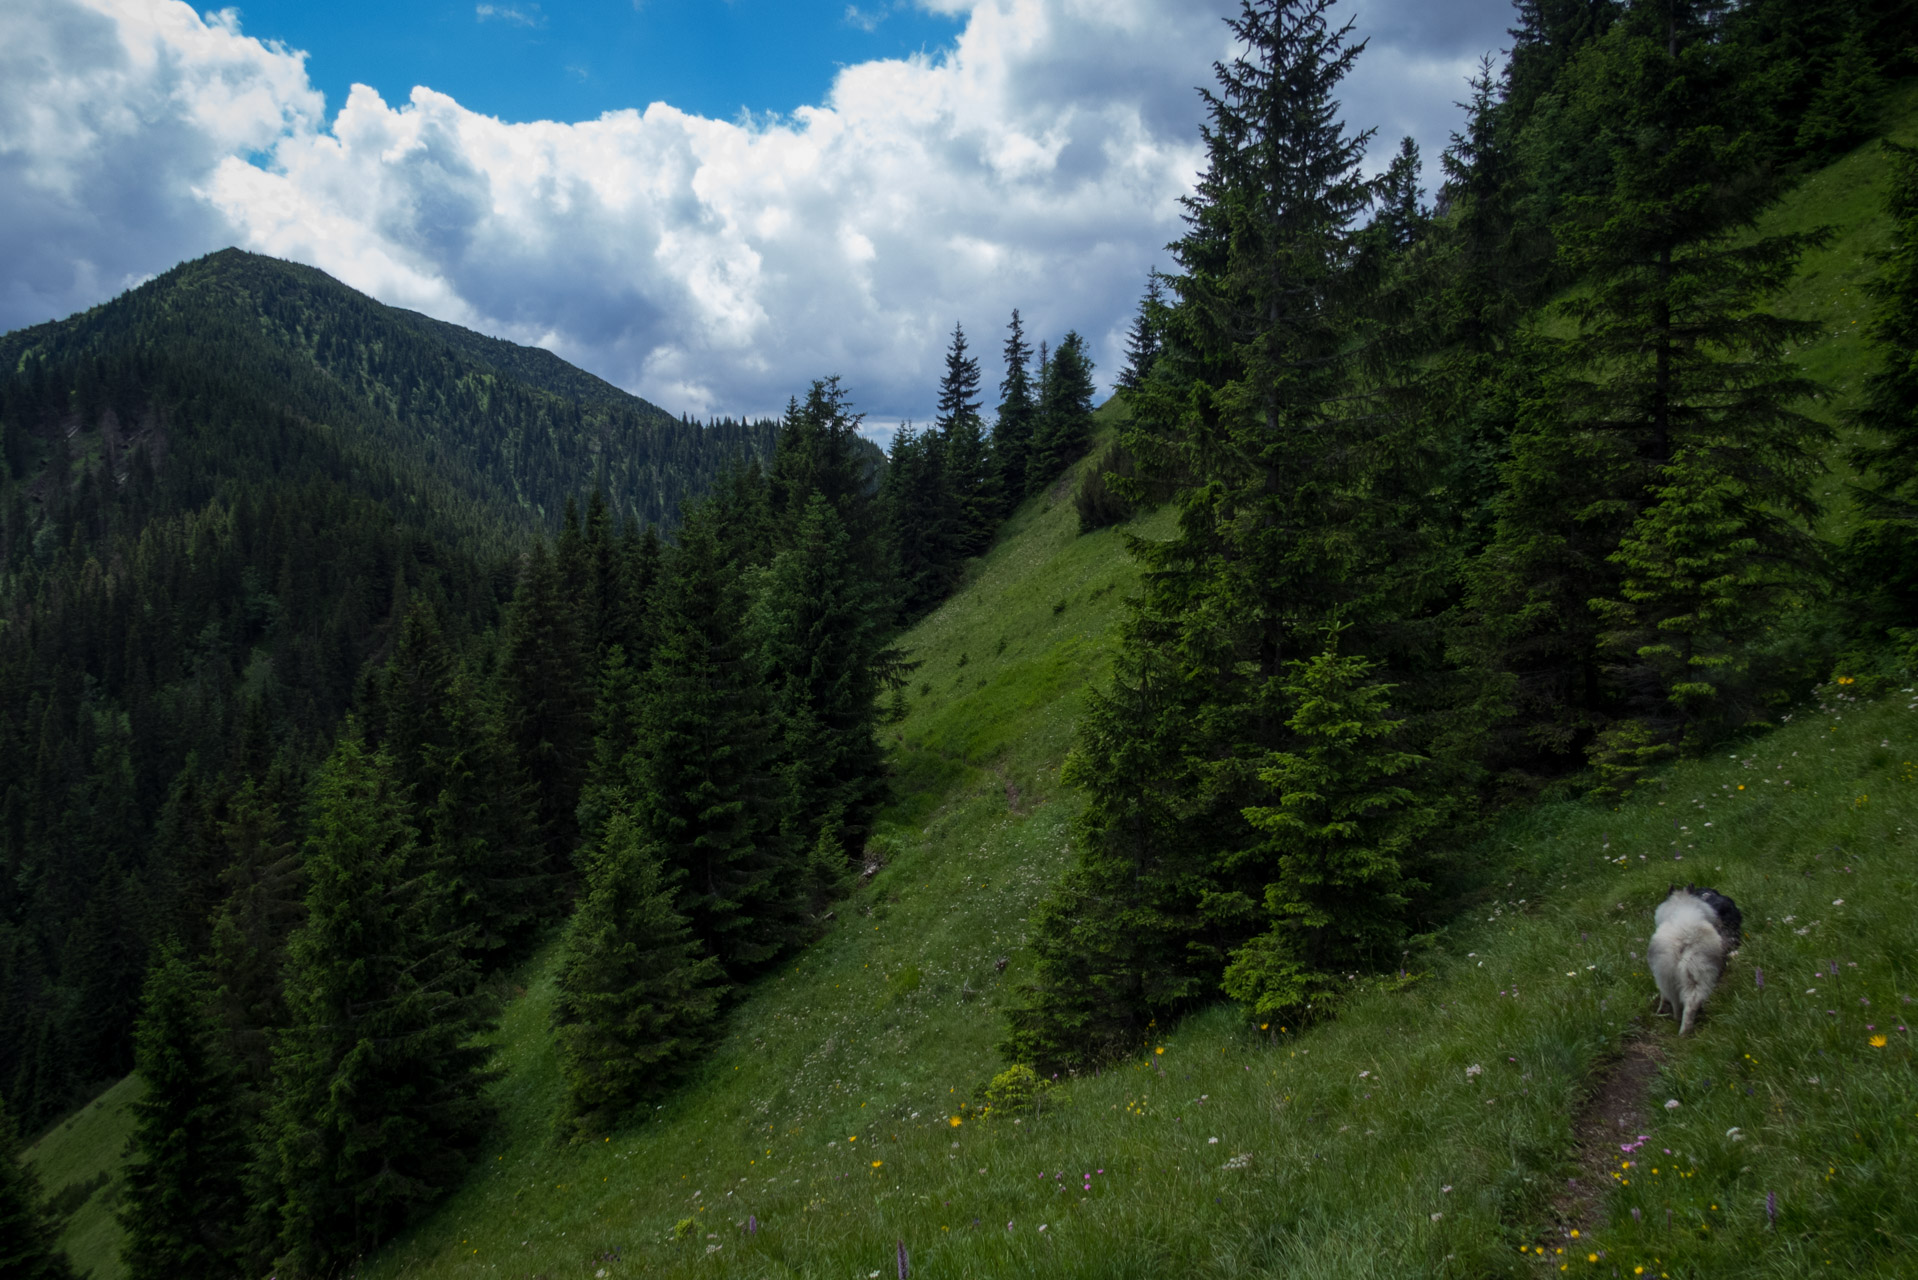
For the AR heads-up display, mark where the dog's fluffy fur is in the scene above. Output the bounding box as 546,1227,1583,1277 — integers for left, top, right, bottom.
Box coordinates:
1648,885,1741,1035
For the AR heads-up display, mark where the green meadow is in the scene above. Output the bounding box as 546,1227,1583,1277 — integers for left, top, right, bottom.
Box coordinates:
30,87,1918,1280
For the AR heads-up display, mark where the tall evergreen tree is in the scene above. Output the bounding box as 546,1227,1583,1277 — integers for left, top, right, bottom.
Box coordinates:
1359,137,1429,262
266,729,495,1276
552,813,724,1138
767,376,881,562
634,509,792,973
206,779,304,1091
1028,331,1097,491
203,775,305,1273
119,947,249,1280
881,424,961,618
501,538,594,875
992,310,1038,513
1476,0,1829,791
609,522,663,665
1503,0,1621,135
751,493,890,908
584,489,620,654
1008,0,1447,1067
1117,278,1167,395
381,601,550,958
1793,21,1884,160
576,643,647,856
936,324,999,558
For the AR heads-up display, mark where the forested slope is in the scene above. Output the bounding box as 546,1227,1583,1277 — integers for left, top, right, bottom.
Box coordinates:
339,58,1918,1280
0,251,776,1133
16,2,1918,1277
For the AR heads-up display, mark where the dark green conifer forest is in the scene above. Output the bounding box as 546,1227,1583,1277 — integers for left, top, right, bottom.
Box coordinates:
6,0,1918,1273
0,218,1072,1272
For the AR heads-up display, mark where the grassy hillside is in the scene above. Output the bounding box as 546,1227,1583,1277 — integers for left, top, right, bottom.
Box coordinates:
342,466,1917,1278
32,91,1918,1280
22,1076,142,1280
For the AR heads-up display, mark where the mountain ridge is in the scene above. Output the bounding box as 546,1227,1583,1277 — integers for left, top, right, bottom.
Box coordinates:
2,247,776,537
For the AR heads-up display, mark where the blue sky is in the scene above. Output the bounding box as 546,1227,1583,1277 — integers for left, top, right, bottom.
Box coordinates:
3,0,1514,428
232,0,968,127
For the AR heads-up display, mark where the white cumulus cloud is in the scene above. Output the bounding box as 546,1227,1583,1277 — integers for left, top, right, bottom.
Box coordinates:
2,0,1513,425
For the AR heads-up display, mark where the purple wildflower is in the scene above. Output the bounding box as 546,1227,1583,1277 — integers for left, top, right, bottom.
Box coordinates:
1754,967,1764,990
898,1238,910,1279
747,1215,758,1236
1767,1191,1777,1227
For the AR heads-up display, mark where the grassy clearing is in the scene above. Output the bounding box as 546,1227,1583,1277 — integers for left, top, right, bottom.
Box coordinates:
22,1074,141,1280
359,667,1914,1280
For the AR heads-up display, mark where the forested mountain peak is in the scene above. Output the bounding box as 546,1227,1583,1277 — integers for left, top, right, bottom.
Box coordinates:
1,247,774,539
0,247,783,1137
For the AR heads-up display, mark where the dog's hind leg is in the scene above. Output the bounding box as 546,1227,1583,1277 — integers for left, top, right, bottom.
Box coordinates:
1678,996,1698,1036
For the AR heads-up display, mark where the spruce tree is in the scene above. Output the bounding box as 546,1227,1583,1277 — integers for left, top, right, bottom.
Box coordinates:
1028,331,1096,490
992,310,1038,513
584,489,620,654
1358,137,1428,259
634,508,791,973
382,601,550,957
267,728,495,1276
1847,141,1918,626
936,323,999,558
1430,55,1536,566
1793,22,1882,160
610,522,663,665
1221,633,1437,1020
1117,278,1166,395
708,457,775,570
1503,0,1620,137
1502,1,1828,787
576,642,649,863
767,377,881,562
0,1090,77,1280
881,424,961,618
203,774,305,1273
501,538,593,875
1008,0,1443,1063
119,947,248,1280
751,493,889,908
552,813,724,1137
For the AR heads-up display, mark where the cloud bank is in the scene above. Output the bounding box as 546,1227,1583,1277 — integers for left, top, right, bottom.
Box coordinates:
2,0,1512,423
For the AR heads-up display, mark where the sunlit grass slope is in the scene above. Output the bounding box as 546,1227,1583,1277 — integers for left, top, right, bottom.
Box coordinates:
22,1074,142,1280
366,574,1917,1279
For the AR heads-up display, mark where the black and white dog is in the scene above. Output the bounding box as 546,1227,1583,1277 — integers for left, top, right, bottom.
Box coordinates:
1648,885,1743,1035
